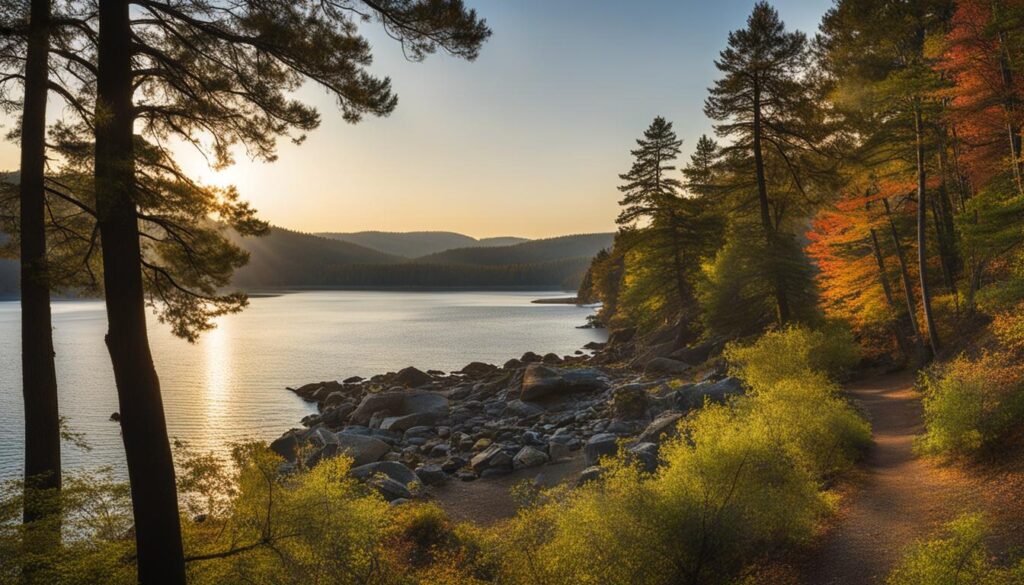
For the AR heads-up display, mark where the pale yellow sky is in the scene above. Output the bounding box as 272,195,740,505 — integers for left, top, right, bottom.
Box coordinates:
0,1,830,239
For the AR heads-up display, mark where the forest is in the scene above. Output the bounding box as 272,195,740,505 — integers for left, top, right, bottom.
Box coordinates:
2,0,1024,584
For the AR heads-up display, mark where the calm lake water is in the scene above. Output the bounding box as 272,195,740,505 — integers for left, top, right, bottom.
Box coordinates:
0,290,605,481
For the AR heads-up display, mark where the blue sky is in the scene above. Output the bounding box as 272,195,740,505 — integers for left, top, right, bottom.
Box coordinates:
0,0,834,238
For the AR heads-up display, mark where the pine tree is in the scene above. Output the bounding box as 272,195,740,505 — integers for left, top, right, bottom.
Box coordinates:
704,1,824,325
615,117,721,338
87,1,490,581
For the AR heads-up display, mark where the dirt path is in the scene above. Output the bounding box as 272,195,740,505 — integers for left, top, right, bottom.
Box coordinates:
801,372,977,584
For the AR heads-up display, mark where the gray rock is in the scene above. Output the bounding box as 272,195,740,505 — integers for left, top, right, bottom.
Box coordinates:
270,430,303,461
370,477,413,501
470,444,513,473
583,433,619,467
513,446,549,469
676,376,744,410
626,442,660,473
548,441,571,461
575,465,605,487
350,391,449,426
505,399,545,419
643,357,693,376
461,362,498,377
332,433,391,467
637,411,684,444
350,461,419,487
520,364,609,401
415,464,447,486
393,366,433,388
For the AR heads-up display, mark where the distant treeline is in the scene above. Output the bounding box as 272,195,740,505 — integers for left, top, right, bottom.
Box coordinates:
231,257,593,289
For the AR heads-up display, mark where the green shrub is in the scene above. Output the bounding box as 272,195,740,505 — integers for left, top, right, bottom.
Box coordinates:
917,353,1024,457
724,324,860,392
887,514,1024,585
493,326,868,585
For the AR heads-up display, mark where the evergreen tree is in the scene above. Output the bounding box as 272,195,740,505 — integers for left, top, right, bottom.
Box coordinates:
87,1,490,581
704,1,823,327
615,117,721,338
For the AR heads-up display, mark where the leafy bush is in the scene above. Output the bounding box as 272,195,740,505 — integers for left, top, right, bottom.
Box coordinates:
724,323,861,391
917,352,1024,457
493,326,868,585
887,514,1024,585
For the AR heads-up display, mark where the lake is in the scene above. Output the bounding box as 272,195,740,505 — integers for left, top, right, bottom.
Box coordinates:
0,290,605,481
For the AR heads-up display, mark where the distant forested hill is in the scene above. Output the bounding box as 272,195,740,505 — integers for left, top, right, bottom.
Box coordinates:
414,233,615,266
229,227,403,287
231,229,611,289
316,230,529,258
0,227,613,294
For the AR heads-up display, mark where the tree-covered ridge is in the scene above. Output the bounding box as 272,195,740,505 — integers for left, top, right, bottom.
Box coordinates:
317,231,529,258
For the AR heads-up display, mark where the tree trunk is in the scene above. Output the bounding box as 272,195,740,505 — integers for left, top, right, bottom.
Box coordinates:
995,9,1024,195
20,0,62,530
914,100,941,354
868,220,913,363
95,1,186,583
881,197,926,360
752,80,790,324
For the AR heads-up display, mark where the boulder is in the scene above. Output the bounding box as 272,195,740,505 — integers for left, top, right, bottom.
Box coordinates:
513,446,549,469
370,477,413,502
575,466,605,487
548,441,571,462
676,376,744,411
343,375,364,384
541,352,563,364
504,399,545,419
643,357,693,376
470,444,513,473
583,433,619,467
306,433,390,468
637,411,684,444
626,442,660,473
461,362,498,377
350,461,419,486
350,391,449,426
270,430,303,461
520,351,542,363
393,366,433,388
611,385,650,419
503,358,524,370
415,464,447,486
520,364,609,401
669,340,719,365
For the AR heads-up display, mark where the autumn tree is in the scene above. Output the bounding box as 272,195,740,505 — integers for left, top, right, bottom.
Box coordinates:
818,0,955,355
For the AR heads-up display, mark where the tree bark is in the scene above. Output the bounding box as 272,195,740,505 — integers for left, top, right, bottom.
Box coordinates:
20,0,62,528
881,197,926,360
95,1,186,583
752,79,790,324
913,100,941,354
868,221,914,363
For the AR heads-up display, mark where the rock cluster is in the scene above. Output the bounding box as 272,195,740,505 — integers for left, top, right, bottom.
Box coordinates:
277,343,742,501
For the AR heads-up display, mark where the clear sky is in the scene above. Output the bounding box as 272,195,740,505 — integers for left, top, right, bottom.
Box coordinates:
0,0,833,239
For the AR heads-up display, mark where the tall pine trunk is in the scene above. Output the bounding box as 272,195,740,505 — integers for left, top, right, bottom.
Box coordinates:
20,0,61,527
995,15,1024,195
752,80,790,324
881,197,926,359
94,1,186,582
914,100,941,354
867,213,914,363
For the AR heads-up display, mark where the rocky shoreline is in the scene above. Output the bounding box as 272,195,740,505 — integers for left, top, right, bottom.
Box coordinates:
272,337,744,505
